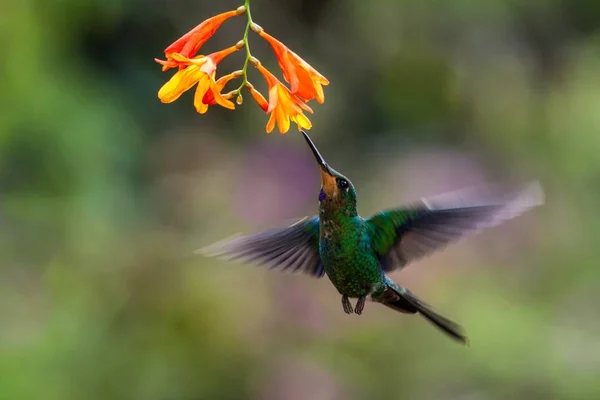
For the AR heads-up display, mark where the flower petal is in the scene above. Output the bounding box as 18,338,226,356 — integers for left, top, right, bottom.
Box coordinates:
275,103,290,133
255,63,279,90
290,49,329,84
203,73,240,105
267,85,280,114
295,96,313,114
278,53,300,93
208,44,241,66
216,71,242,90
292,113,312,130
164,10,239,60
266,112,277,133
258,31,301,92
247,85,269,112
210,82,235,110
193,74,212,114
158,65,201,103
293,66,323,104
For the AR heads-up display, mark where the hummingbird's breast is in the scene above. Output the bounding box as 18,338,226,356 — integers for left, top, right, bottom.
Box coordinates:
319,217,382,297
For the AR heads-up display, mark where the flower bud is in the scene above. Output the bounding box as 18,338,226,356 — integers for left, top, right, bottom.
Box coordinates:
250,23,263,33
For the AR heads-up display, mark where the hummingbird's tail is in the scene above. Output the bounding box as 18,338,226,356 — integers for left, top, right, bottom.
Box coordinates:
375,277,468,345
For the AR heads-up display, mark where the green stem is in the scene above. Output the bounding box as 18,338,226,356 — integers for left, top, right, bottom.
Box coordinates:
237,0,254,93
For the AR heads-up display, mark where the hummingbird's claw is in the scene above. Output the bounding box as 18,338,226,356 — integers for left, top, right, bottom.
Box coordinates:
342,295,353,314
354,296,366,315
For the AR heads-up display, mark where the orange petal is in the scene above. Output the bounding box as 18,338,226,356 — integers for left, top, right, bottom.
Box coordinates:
275,104,291,134
290,50,329,84
158,65,202,103
208,44,242,65
277,53,299,92
193,74,212,114
258,31,300,92
210,82,235,110
216,71,242,90
155,58,177,72
156,54,207,71
266,112,277,134
254,63,279,90
292,66,321,103
164,10,240,60
169,53,207,65
247,85,269,112
295,96,313,113
313,82,325,104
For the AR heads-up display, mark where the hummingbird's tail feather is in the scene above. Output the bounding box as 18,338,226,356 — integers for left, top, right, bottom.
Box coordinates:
376,279,469,345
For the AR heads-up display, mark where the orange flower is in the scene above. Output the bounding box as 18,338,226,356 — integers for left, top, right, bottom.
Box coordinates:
253,60,313,134
156,7,245,72
158,45,241,114
253,25,329,104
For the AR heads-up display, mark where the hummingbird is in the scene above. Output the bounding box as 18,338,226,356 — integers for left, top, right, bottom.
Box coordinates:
200,131,544,345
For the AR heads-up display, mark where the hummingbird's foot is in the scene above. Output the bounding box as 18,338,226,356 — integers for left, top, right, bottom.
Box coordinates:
341,295,353,314
354,296,366,315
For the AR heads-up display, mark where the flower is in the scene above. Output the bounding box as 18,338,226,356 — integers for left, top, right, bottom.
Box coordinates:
253,59,313,134
252,24,329,104
156,7,245,72
158,45,241,113
154,5,330,135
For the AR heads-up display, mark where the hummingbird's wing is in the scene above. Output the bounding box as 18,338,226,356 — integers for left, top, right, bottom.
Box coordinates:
197,216,325,277
366,181,544,272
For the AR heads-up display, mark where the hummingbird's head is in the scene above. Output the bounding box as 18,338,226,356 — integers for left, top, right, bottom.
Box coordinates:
302,130,357,216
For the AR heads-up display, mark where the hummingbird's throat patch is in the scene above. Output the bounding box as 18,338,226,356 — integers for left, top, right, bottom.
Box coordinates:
319,188,326,201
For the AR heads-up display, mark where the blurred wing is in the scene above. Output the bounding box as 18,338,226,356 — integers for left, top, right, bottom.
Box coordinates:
366,181,544,272
197,216,324,278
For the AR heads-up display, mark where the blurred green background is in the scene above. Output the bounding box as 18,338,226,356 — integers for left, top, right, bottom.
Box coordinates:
2,0,600,399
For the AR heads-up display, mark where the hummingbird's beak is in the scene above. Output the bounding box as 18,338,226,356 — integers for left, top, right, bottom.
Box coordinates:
301,130,337,195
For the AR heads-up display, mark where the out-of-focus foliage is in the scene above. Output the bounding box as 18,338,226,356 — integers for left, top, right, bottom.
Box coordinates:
1,0,600,399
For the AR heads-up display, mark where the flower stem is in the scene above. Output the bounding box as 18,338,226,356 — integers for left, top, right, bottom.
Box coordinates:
237,0,254,93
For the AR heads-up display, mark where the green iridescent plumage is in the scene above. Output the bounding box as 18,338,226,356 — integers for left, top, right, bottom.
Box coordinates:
200,131,544,345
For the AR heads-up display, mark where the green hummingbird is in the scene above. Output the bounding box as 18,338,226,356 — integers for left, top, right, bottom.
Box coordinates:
200,131,544,345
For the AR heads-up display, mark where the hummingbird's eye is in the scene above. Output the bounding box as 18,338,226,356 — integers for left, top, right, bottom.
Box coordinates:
337,178,349,190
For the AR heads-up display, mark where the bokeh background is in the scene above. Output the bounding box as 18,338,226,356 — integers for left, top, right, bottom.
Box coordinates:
2,0,600,399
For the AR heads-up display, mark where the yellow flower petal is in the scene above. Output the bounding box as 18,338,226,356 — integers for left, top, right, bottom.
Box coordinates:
211,82,235,110
158,65,201,103
313,79,325,104
170,53,207,65
292,113,312,130
275,104,290,133
266,112,277,133
193,74,212,114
